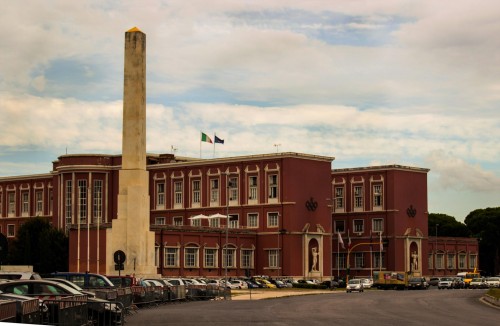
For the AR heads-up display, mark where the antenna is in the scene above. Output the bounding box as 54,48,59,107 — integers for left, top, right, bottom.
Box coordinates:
274,144,281,153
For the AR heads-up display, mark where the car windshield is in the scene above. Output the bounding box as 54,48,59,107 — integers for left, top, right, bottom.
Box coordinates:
409,278,421,282
441,278,453,281
348,279,360,284
471,278,482,282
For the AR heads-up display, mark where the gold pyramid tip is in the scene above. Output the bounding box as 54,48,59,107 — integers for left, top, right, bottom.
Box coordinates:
127,27,142,32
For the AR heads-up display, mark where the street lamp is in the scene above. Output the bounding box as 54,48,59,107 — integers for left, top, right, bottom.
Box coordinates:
435,224,439,275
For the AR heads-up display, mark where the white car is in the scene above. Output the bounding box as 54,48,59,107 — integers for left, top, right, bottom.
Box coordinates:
485,277,500,288
437,277,454,289
346,279,364,293
230,280,248,289
360,278,373,289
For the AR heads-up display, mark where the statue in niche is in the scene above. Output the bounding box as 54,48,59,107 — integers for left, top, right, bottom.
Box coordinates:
411,251,418,271
311,247,319,272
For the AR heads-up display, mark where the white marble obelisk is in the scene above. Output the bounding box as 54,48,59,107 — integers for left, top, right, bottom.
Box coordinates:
106,27,158,277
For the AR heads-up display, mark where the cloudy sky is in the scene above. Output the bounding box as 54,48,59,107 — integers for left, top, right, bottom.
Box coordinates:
1,0,499,221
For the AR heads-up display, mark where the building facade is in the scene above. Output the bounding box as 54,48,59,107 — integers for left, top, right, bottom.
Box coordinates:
0,152,478,279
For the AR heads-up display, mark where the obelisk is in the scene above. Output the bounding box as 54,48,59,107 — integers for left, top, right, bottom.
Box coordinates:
106,27,158,277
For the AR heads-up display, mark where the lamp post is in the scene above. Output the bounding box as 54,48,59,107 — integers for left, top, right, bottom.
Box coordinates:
278,213,281,278
326,198,334,287
435,224,439,275
225,172,229,294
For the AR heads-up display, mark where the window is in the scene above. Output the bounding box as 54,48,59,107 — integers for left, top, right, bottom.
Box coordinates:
21,191,29,216
8,192,15,216
78,180,87,223
49,189,53,215
228,177,238,203
192,180,201,206
190,217,201,227
248,176,258,201
155,217,166,225
223,247,236,268
173,216,183,226
354,186,363,209
209,217,219,228
35,190,43,215
428,253,433,269
335,187,344,210
267,212,278,228
447,253,455,269
210,179,219,203
353,219,364,233
373,252,384,269
0,193,2,217
165,247,179,267
354,252,364,268
229,214,239,228
174,181,183,207
458,254,466,269
268,249,279,268
7,224,15,237
184,247,199,268
334,220,345,233
241,249,254,269
373,184,383,208
336,253,346,269
469,254,477,269
247,213,258,228
268,174,278,199
93,180,103,223
65,180,72,224
156,183,165,209
436,253,444,269
372,218,383,233
204,248,217,268
155,244,160,267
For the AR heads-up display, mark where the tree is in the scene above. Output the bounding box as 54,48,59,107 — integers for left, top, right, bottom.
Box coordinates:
428,213,471,237
464,207,500,276
7,216,68,273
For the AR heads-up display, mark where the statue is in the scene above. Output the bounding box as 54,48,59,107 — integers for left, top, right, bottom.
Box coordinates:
411,251,418,271
311,247,319,272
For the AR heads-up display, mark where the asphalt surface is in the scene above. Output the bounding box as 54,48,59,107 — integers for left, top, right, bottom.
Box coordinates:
125,289,499,326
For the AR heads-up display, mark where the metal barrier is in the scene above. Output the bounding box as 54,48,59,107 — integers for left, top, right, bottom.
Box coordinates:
41,296,89,326
205,285,230,300
87,300,124,326
0,300,17,322
168,285,186,301
186,284,209,300
0,294,41,324
130,286,157,307
116,287,134,310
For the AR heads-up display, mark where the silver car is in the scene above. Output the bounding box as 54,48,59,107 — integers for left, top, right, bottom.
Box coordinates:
346,279,364,293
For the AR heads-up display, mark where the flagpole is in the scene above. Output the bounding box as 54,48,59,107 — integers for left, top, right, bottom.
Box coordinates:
370,230,373,280
337,233,340,281
213,133,216,158
200,131,202,158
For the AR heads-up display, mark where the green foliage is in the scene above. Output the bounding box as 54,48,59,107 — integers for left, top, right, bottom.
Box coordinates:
487,288,500,299
465,207,500,276
292,283,328,289
7,216,68,273
428,213,471,237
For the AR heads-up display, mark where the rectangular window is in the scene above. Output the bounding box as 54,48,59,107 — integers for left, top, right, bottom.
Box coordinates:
373,184,383,208
267,212,278,228
335,187,344,209
373,252,384,269
353,219,364,233
248,176,258,201
35,190,43,215
336,253,346,269
334,220,345,233
155,217,166,225
65,180,72,224
93,180,103,223
7,224,15,237
0,193,2,217
165,248,179,267
229,214,239,228
192,180,201,206
447,254,455,269
436,253,444,269
469,254,477,269
78,180,87,223
174,181,183,207
155,245,160,267
204,248,217,268
247,213,258,228
228,177,238,204
156,183,165,209
210,179,219,203
268,174,278,199
185,247,199,268
209,217,220,228
241,250,254,269
428,253,433,269
458,254,466,269
268,249,279,268
354,186,363,209
190,217,201,227
49,189,53,215
355,252,364,268
372,218,383,233
173,216,183,226
21,191,29,216
8,192,15,216
223,248,236,268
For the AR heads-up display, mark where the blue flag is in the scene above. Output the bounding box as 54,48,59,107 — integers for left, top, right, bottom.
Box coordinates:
214,135,224,144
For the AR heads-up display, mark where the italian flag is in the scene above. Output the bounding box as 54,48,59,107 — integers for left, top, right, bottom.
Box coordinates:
201,132,213,143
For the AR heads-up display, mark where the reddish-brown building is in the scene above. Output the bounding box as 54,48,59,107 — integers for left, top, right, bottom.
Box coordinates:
0,152,478,279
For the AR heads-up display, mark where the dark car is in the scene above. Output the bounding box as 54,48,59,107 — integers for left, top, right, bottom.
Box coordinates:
320,280,339,289
429,277,440,286
408,277,429,290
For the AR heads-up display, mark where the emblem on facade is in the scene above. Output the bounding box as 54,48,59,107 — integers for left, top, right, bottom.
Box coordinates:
407,205,417,217
305,197,318,211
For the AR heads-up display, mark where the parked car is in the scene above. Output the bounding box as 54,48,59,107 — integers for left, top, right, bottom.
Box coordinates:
346,279,364,293
320,280,339,289
485,277,500,288
438,277,454,289
408,277,429,290
452,277,465,289
360,278,373,289
469,278,488,289
255,279,276,288
230,280,248,289
429,277,440,286
245,280,261,288
49,272,115,289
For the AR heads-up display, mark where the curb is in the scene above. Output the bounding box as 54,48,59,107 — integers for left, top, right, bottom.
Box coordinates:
480,294,500,309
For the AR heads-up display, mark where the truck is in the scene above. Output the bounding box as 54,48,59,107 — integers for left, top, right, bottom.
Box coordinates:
373,271,409,290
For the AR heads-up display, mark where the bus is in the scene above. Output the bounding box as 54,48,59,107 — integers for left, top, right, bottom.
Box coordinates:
373,271,409,290
463,269,480,287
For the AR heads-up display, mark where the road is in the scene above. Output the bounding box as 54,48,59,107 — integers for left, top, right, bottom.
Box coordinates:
125,289,499,325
